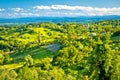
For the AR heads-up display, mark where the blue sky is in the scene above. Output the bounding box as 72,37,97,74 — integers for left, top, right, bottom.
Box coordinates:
0,0,120,18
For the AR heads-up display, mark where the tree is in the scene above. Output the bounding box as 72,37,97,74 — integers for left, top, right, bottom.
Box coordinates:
37,31,41,45
53,45,79,67
86,33,119,80
0,50,4,65
24,55,33,66
18,66,38,80
0,69,17,80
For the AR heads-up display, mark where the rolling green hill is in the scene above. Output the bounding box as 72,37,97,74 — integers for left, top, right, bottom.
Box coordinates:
0,20,120,80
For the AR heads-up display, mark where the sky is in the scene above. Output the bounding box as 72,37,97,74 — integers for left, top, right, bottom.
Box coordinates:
0,0,120,18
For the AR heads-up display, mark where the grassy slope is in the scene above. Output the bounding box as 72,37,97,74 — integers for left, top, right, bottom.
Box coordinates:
111,35,120,40
11,46,54,63
0,25,62,70
0,47,54,70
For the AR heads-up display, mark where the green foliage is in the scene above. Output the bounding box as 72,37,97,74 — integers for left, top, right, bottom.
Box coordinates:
0,69,17,80
0,20,120,80
24,55,33,66
0,50,4,64
18,66,38,80
53,45,80,67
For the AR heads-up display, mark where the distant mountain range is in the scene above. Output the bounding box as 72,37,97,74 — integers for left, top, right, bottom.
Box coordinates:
0,15,120,25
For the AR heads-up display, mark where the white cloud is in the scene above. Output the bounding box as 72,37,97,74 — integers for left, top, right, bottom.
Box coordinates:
33,5,51,10
33,5,120,11
33,5,120,16
11,8,23,12
1,5,120,18
51,5,76,10
0,8,5,11
20,12,40,16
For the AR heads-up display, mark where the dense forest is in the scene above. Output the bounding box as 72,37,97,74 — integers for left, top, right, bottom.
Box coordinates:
0,20,120,80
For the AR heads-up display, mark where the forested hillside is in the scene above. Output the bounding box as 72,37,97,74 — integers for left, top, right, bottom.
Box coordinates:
0,20,120,80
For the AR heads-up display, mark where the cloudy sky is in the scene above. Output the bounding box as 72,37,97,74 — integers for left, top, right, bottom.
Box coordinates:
0,0,120,18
